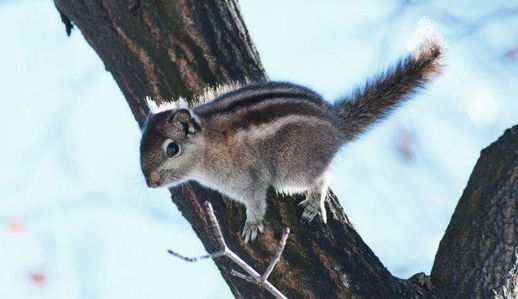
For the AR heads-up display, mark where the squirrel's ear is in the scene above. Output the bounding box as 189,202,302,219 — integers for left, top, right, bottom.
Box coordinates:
170,109,201,136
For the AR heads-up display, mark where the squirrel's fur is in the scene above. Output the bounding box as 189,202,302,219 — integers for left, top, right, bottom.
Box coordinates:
140,23,444,242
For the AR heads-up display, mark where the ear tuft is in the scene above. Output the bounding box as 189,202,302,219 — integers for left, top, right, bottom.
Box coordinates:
145,96,188,114
177,97,189,109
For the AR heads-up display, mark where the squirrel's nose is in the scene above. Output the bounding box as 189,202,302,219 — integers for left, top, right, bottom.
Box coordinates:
146,177,161,188
144,170,161,188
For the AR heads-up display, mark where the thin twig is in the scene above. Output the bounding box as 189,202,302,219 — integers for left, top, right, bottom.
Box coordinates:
167,250,211,262
204,201,227,249
262,227,290,282
167,201,289,299
230,269,257,283
167,249,225,262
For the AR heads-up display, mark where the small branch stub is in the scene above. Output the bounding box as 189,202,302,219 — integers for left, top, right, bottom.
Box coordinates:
167,201,289,299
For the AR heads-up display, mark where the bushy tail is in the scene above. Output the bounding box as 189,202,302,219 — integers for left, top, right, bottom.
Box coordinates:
334,20,444,140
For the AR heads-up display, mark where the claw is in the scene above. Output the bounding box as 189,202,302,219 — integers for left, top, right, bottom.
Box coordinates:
300,200,327,224
241,225,247,238
319,205,328,224
298,199,309,207
258,223,264,233
241,221,264,243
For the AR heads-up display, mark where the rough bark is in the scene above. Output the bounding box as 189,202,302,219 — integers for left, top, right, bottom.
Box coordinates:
53,0,517,298
431,125,518,298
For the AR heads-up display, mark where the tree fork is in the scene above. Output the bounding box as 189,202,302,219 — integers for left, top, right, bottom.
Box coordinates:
53,0,518,297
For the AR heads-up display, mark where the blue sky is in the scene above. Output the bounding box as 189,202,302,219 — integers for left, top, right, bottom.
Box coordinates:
1,1,516,298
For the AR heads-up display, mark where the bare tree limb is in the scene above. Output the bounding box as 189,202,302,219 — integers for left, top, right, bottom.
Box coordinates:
431,125,518,298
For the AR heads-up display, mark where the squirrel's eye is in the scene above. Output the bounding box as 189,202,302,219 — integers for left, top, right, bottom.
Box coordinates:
163,140,180,157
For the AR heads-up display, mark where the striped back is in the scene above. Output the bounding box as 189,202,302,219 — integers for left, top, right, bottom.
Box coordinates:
193,82,335,130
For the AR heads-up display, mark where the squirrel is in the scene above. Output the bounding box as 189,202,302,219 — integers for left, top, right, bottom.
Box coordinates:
140,21,444,243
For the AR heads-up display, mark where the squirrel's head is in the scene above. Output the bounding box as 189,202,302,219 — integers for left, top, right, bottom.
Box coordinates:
140,108,203,188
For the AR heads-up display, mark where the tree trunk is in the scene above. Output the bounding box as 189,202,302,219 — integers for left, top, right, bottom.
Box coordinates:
53,1,518,298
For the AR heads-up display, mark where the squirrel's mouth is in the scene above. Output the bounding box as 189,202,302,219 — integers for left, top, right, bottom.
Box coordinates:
145,170,167,188
146,171,182,189
146,177,161,188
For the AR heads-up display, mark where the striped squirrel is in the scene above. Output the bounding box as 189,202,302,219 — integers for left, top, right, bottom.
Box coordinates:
140,22,444,242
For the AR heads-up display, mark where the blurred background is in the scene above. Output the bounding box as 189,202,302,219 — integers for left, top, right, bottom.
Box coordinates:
1,0,517,298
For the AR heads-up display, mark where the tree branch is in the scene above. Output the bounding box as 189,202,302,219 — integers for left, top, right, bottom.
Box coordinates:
431,125,518,298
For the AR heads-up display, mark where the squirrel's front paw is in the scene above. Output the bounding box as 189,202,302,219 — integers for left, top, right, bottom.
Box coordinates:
241,220,264,243
299,199,327,224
